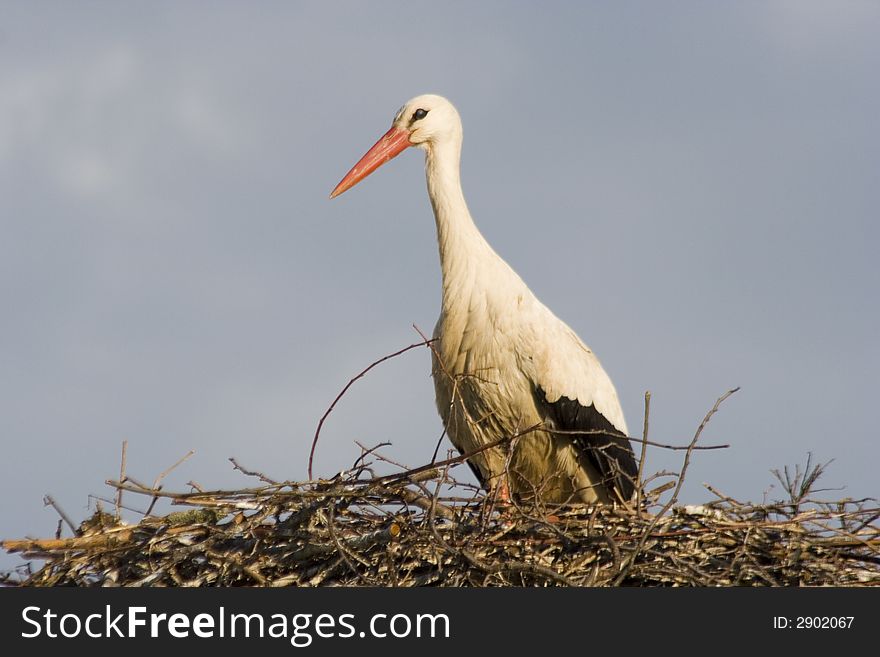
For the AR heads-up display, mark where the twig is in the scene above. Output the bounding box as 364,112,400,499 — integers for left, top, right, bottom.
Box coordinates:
636,391,651,517
143,450,196,517
309,338,434,480
152,450,197,491
547,427,728,451
430,428,449,465
351,441,392,473
42,495,78,537
116,440,128,521
89,493,147,516
229,458,279,485
666,388,739,509
703,482,743,506
398,486,456,520
353,441,409,473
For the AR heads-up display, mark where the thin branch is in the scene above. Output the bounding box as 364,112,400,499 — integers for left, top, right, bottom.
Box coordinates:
42,495,78,536
115,440,128,521
547,427,728,451
636,391,651,517
152,450,196,491
309,338,434,480
142,450,196,517
229,457,279,485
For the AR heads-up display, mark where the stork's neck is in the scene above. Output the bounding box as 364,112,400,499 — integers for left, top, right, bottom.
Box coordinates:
425,138,497,308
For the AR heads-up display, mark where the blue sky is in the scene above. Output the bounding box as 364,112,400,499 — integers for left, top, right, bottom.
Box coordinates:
2,2,878,570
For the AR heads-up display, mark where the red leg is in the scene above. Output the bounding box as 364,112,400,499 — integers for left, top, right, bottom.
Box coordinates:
497,476,511,504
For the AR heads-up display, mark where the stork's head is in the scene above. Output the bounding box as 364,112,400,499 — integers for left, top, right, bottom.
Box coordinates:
330,94,461,198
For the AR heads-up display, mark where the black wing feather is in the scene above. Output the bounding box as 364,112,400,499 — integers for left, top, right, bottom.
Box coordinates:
536,388,638,501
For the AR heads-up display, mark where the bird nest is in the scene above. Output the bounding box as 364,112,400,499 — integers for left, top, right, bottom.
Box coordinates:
3,354,878,587
3,449,878,587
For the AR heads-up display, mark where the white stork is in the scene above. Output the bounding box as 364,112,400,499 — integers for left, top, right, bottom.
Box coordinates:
331,94,637,504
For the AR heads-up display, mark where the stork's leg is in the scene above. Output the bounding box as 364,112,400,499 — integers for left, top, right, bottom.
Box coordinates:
497,476,511,504
483,474,515,529
484,473,513,520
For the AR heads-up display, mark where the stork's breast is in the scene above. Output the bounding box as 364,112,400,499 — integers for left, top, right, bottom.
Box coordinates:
433,309,537,435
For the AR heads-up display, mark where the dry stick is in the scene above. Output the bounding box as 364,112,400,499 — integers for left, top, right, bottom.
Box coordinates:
612,387,739,586
351,441,393,474
703,482,744,506
121,475,155,492
242,565,268,587
353,441,408,473
144,450,196,517
398,486,457,520
666,388,739,510
89,493,148,517
43,495,78,536
635,391,651,518
103,479,290,503
429,428,449,465
116,440,128,521
547,427,728,452
852,509,880,535
152,450,197,491
229,458,279,485
308,338,435,480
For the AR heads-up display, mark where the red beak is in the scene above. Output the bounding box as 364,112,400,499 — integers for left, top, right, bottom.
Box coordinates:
330,126,412,198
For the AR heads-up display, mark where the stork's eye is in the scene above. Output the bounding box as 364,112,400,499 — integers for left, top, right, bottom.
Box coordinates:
412,108,429,121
